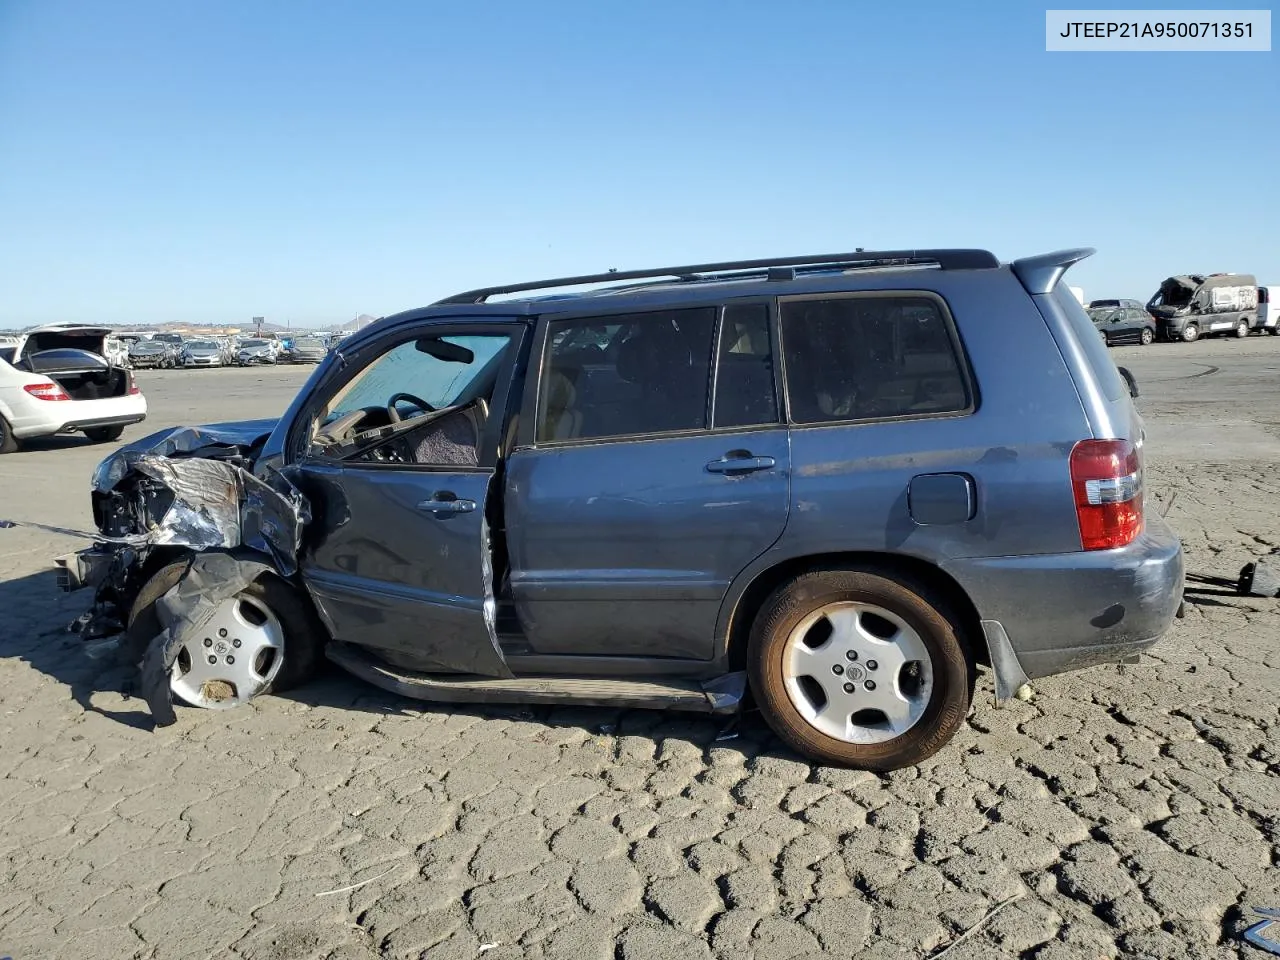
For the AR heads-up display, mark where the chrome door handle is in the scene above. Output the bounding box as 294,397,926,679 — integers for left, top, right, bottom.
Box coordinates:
705,455,776,475
417,497,476,515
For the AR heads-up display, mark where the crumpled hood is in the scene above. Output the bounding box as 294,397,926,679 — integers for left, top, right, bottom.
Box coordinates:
94,419,280,493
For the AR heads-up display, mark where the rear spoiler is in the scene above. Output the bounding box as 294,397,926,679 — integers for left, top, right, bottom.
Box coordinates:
1011,248,1095,296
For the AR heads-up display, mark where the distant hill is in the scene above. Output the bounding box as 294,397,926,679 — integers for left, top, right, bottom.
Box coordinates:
0,314,382,337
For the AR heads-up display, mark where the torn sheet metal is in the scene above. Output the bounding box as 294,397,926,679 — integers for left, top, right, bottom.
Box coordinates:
92,419,278,493
141,551,275,726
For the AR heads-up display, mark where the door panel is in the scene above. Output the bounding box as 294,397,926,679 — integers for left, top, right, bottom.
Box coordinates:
299,461,511,677
504,429,790,659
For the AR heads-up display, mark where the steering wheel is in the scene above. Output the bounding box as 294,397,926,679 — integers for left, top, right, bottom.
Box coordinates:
386,392,435,423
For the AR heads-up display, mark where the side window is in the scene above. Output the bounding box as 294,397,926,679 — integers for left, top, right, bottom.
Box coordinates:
713,303,778,428
538,308,716,442
781,295,971,425
309,333,511,465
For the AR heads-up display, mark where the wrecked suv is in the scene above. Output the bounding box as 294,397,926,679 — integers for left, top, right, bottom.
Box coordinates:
59,248,1185,769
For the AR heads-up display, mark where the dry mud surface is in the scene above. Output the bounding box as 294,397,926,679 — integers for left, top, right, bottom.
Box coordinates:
1,342,1277,960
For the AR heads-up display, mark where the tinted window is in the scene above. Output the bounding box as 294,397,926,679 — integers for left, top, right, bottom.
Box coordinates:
714,303,777,428
781,295,970,424
539,308,716,442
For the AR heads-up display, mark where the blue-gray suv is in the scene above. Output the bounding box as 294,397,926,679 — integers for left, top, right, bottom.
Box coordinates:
70,247,1185,769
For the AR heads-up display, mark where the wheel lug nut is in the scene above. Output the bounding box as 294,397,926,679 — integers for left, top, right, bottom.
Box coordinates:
232,639,241,648
843,682,855,693
226,655,235,665
203,638,213,648
218,628,228,638
865,680,877,691
846,650,858,661
832,664,844,675
207,655,217,665
867,660,878,671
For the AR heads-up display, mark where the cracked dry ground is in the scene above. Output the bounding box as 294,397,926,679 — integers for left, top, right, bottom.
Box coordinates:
2,352,1279,960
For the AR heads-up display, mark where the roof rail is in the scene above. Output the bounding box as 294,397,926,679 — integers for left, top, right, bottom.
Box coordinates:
435,248,1000,305
1011,248,1095,296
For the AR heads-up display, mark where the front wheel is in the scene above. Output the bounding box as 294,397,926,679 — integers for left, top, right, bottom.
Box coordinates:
1182,324,1199,343
84,425,125,443
1140,327,1154,346
748,568,973,770
126,559,325,709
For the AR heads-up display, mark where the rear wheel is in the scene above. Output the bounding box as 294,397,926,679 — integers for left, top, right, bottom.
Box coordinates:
1236,319,1250,338
1182,323,1199,343
0,415,19,454
126,559,325,709
748,568,973,770
84,425,125,443
1140,327,1154,346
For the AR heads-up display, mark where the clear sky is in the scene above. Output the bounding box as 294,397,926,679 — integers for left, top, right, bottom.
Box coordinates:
0,1,1275,327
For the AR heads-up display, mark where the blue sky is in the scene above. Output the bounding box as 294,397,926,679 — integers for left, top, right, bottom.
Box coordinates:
0,1,1275,327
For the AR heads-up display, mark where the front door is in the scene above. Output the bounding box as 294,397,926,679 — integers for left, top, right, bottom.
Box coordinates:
504,301,791,660
293,324,524,676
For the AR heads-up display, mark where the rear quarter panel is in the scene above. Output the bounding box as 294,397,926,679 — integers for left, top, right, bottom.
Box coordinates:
714,268,1093,640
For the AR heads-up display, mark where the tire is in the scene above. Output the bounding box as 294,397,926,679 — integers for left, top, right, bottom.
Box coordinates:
84,425,125,443
126,558,325,704
748,568,974,770
1101,332,1110,347
1236,319,1250,339
0,414,19,454
1140,327,1154,346
1182,324,1199,343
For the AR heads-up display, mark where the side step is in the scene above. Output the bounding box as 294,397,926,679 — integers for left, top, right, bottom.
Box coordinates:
326,643,743,714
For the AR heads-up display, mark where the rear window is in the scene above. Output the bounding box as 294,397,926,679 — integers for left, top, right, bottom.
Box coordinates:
780,294,972,424
1052,284,1125,402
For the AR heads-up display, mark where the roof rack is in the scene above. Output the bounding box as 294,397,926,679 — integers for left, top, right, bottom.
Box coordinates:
434,248,999,305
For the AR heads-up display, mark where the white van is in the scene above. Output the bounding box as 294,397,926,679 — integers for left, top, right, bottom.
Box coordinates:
1258,286,1278,334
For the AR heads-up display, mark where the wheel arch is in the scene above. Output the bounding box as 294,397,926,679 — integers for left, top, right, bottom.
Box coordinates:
721,551,989,672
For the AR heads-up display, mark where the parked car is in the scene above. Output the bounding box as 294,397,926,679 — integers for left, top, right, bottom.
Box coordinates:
1258,285,1278,335
1087,299,1156,346
285,335,328,363
1148,273,1259,342
128,339,175,369
66,247,1184,769
180,338,226,368
0,324,146,452
236,338,277,365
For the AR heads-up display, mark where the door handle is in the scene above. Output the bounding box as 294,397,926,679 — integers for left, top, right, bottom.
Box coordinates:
417,496,476,516
705,454,776,475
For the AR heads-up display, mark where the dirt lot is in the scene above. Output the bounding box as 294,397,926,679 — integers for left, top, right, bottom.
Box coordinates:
1,342,1278,960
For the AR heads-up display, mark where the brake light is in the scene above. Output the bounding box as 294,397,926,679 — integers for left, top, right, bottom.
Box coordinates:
1070,439,1143,550
23,382,71,402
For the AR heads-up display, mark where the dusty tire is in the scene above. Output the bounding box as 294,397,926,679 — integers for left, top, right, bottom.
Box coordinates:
1140,327,1154,346
1182,324,1199,343
126,558,325,698
1236,319,1250,338
0,415,18,454
84,425,125,443
748,568,973,770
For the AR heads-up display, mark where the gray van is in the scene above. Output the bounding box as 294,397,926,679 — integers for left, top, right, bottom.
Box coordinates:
67,247,1185,769
1147,273,1259,341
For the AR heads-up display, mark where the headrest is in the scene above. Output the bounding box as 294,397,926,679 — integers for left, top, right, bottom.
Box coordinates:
544,370,576,411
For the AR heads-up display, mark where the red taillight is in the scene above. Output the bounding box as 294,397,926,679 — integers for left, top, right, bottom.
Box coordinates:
23,382,71,402
1070,439,1143,550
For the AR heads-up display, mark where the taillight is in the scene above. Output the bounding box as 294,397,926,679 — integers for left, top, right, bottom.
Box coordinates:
23,382,71,402
1070,439,1143,550
128,375,141,396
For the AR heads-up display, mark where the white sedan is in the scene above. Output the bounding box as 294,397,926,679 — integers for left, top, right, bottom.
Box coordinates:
0,325,147,453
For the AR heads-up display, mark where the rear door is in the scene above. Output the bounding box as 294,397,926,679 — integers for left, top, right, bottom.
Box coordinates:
293,323,525,676
504,301,791,660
